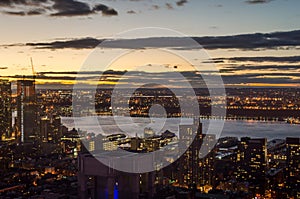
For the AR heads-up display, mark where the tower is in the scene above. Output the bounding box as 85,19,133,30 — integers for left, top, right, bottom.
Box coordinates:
16,79,37,143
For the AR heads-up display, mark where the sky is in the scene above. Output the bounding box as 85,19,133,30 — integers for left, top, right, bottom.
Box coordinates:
0,0,300,87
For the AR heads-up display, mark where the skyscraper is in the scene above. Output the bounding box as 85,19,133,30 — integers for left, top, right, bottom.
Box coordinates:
16,79,37,143
40,116,50,142
199,134,216,188
285,137,300,198
177,119,203,188
0,80,12,141
236,137,267,195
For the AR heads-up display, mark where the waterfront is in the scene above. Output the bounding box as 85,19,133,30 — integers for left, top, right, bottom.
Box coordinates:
218,119,299,140
62,117,300,140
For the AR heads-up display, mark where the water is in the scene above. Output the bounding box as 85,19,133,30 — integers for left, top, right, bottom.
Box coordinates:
61,117,299,141
214,119,299,140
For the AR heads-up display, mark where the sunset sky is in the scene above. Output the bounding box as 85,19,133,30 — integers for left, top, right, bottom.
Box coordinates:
0,0,300,87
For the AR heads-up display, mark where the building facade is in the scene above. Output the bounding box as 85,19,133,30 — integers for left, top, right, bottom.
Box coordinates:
285,137,300,198
0,80,12,141
177,120,203,189
236,137,267,196
16,79,37,143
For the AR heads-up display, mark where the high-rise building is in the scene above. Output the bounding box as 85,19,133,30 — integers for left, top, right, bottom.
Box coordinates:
16,79,37,143
285,137,300,198
78,153,145,199
52,115,62,142
177,119,203,188
199,134,216,188
0,80,12,141
40,117,50,142
236,137,267,195
39,114,63,143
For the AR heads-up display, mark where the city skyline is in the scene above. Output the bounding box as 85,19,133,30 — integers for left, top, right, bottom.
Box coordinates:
0,71,299,198
0,1,299,198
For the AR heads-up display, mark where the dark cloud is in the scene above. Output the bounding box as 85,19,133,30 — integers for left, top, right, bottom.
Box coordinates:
0,0,25,6
163,71,299,86
50,0,93,16
6,29,300,51
93,4,118,16
38,70,125,76
220,64,300,73
0,67,8,70
220,56,300,63
222,74,298,85
193,30,300,50
6,70,299,87
152,5,160,10
3,11,26,15
245,0,273,4
176,0,188,6
0,0,48,7
27,8,46,15
12,37,195,49
165,3,174,10
202,59,224,64
127,10,136,14
93,4,109,12
0,0,118,17
2,8,45,16
0,0,48,16
26,37,102,49
0,0,17,7
102,8,118,16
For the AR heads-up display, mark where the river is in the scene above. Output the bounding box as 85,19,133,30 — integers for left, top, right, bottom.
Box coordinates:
61,117,299,141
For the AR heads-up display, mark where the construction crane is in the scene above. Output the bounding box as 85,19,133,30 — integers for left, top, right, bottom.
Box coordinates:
30,57,36,77
22,57,36,81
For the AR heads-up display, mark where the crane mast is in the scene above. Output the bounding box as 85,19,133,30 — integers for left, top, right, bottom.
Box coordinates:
30,57,36,76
